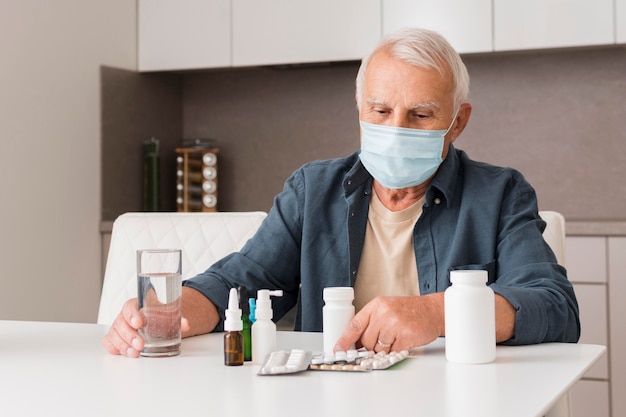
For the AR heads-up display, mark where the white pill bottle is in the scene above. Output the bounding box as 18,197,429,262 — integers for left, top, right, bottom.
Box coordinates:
444,270,496,364
322,287,355,354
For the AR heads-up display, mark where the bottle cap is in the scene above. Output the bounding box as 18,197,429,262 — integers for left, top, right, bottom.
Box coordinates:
323,287,354,301
449,270,488,285
238,286,250,315
224,288,243,331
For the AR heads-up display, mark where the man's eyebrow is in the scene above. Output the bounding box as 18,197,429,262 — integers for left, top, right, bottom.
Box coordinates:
408,101,440,111
366,97,387,106
365,97,441,110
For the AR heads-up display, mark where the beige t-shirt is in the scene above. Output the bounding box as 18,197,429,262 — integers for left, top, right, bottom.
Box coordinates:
354,188,424,312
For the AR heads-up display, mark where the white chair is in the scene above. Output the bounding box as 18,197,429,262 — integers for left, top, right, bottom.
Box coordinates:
539,210,572,417
539,210,566,265
97,211,267,325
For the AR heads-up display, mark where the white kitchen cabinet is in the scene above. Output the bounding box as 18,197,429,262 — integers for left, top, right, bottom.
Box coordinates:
566,237,607,284
382,0,492,53
567,237,609,380
609,237,626,417
618,0,626,43
231,0,380,67
138,0,230,71
494,0,614,51
571,380,610,417
566,236,610,416
572,284,608,379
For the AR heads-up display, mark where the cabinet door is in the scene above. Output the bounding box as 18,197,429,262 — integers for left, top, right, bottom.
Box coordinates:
566,237,608,379
618,0,626,43
572,284,609,379
566,237,606,284
138,0,230,71
494,0,614,51
232,0,380,67
382,0,492,54
571,380,610,417
609,237,626,417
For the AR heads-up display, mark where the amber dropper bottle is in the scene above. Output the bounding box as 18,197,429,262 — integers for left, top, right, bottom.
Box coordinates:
224,288,244,366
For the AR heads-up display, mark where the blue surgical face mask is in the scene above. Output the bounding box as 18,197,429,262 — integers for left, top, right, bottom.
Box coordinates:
359,114,457,189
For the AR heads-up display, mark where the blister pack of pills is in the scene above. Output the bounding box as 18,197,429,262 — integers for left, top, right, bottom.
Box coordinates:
258,349,313,375
309,348,410,372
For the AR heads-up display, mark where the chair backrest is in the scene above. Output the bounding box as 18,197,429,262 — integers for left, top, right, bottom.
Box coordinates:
538,210,566,265
97,211,267,325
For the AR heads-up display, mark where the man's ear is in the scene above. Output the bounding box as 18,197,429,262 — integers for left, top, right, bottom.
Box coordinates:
449,103,472,144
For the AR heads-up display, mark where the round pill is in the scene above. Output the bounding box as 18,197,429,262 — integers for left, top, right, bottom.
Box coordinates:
311,357,324,365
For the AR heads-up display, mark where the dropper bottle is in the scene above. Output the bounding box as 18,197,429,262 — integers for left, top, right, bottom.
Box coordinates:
237,286,252,362
224,288,244,366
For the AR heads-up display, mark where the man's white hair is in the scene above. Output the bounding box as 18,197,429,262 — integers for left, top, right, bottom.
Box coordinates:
355,28,470,111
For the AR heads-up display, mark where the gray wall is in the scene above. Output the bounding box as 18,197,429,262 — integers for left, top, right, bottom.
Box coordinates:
103,46,626,223
0,1,136,322
461,47,626,222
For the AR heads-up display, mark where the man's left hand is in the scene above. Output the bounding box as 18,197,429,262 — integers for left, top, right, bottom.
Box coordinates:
333,293,445,353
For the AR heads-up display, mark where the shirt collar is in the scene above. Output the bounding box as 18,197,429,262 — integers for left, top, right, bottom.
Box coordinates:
343,152,372,194
426,144,460,208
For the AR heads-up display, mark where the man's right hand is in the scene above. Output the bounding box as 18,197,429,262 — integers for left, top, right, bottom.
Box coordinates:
102,287,218,357
102,298,146,358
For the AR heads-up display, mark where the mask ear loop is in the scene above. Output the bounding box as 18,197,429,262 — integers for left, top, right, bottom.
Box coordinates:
444,107,461,135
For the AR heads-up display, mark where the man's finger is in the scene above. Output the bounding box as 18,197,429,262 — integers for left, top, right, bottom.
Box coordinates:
181,317,190,334
333,308,371,352
122,298,143,329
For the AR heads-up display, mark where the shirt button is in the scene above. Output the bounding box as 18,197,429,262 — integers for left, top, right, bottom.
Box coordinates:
350,212,355,217
434,198,441,205
347,180,352,186
352,270,357,276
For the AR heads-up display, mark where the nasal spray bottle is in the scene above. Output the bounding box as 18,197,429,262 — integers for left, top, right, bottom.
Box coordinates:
251,289,283,364
224,288,244,366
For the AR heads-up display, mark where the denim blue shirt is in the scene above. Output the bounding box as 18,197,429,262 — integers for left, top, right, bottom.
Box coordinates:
185,146,580,345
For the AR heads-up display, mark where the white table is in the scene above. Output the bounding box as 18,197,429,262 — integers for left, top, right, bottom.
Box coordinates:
0,320,605,417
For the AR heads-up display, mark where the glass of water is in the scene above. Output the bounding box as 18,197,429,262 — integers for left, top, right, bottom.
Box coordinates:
137,249,182,357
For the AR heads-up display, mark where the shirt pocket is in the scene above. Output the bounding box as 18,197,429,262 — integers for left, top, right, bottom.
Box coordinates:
449,260,496,285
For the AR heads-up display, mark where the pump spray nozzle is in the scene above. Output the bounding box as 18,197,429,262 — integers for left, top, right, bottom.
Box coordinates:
255,289,283,321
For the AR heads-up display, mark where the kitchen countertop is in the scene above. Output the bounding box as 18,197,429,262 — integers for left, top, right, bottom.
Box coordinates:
100,219,626,237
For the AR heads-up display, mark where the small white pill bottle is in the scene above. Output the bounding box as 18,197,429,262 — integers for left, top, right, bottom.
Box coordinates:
444,270,496,364
322,287,355,354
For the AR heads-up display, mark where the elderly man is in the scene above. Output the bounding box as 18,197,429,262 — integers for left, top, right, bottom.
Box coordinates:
103,28,580,358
